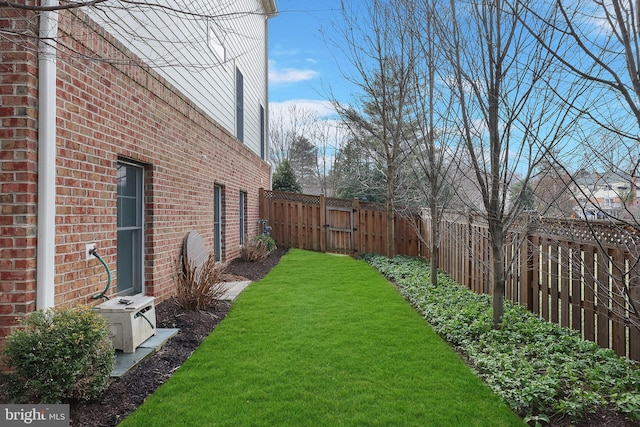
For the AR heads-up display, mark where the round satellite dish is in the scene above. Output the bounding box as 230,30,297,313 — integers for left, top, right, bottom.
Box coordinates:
182,231,208,270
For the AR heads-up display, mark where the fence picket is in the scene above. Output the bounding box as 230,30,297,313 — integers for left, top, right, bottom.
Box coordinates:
569,242,582,333
583,246,596,342
597,247,611,350
611,248,627,357
551,244,560,324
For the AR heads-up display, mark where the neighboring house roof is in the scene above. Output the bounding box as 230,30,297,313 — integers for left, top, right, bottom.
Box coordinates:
570,170,640,219
573,170,637,190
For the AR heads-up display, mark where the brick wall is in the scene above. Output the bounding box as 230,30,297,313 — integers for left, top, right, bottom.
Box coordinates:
0,3,39,344
0,7,271,343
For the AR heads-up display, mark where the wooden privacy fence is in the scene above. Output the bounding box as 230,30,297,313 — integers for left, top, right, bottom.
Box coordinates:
429,211,640,362
259,189,424,257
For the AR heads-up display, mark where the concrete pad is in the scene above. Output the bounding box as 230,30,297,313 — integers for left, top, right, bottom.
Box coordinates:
140,328,179,349
111,328,179,377
112,347,155,377
221,280,252,301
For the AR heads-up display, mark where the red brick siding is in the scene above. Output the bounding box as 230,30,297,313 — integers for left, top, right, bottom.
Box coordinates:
0,3,39,344
0,7,270,344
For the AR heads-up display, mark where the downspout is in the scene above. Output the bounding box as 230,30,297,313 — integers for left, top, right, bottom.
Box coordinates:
36,0,59,310
264,15,270,188
264,3,277,188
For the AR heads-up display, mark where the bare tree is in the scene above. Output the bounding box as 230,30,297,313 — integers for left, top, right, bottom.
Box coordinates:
443,0,580,326
396,0,463,287
528,149,576,218
313,119,345,197
269,104,318,170
518,0,640,334
269,103,343,195
331,0,419,258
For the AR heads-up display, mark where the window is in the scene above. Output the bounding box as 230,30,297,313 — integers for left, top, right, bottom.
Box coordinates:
214,184,223,262
117,161,144,295
236,67,244,142
260,105,265,159
239,191,247,245
207,21,226,62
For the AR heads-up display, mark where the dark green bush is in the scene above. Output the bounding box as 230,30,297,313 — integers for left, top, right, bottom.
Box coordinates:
1,306,115,403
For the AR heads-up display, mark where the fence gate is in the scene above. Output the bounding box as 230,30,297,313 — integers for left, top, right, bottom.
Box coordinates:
259,189,422,256
325,199,355,254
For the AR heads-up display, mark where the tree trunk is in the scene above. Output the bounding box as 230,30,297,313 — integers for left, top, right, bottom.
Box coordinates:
490,222,505,327
386,165,395,259
386,199,395,259
430,200,439,287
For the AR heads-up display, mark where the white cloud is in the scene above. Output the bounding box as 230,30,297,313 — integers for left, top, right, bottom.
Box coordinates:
269,60,320,84
269,99,337,118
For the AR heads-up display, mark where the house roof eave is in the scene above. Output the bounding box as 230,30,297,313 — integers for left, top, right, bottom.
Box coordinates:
262,0,278,18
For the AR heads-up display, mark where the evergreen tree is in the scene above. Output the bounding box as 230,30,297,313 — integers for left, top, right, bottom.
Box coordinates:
509,181,535,211
332,138,386,202
272,160,302,193
289,136,318,192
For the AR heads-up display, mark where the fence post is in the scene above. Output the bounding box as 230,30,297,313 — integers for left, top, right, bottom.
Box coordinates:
596,247,610,349
320,194,326,253
353,198,360,254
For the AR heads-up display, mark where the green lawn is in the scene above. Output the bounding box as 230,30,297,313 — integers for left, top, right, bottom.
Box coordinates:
121,249,523,426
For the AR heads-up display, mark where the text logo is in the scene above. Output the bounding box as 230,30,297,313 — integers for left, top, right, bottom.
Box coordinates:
1,405,69,426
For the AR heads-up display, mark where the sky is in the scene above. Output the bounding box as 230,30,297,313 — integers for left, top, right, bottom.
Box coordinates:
268,0,361,117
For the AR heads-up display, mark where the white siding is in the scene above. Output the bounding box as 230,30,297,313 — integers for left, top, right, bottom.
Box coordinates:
85,0,271,157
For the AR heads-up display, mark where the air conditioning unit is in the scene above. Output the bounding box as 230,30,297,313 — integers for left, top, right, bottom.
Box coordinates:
93,295,156,353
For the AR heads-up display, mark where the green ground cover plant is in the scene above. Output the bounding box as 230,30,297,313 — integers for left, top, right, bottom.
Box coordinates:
121,249,522,426
362,254,640,424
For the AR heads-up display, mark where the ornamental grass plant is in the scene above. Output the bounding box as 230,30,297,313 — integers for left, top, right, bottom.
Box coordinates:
173,253,227,311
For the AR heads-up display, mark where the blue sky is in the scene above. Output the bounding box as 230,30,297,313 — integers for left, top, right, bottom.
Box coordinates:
268,0,359,116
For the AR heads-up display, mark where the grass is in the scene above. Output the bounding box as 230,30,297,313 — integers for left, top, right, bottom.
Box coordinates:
121,249,523,426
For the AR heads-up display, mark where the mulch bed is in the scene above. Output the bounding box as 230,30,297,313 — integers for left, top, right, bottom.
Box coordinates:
69,247,287,427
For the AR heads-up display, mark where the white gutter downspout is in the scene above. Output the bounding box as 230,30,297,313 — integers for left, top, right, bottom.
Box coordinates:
36,0,59,310
265,3,277,188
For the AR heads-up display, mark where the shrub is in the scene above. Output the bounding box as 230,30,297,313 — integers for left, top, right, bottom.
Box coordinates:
1,306,115,403
174,253,227,310
240,234,276,262
614,392,640,421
